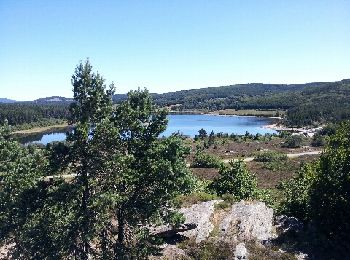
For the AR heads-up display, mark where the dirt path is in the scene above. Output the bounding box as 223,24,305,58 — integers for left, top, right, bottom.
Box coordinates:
44,151,322,181
222,150,322,163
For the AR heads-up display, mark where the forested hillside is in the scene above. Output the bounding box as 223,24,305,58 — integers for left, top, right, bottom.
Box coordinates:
1,79,349,128
0,103,70,126
143,79,350,127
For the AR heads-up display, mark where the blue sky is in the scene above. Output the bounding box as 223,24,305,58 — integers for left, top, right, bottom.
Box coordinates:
0,0,349,100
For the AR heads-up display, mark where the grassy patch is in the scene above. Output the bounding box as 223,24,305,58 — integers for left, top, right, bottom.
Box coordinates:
211,109,285,117
175,192,219,207
178,239,233,260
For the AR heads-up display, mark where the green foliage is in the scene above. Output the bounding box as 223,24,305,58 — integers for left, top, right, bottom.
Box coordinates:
311,124,337,147
254,151,288,162
0,102,69,126
208,160,273,206
209,160,258,199
208,130,215,146
1,60,195,259
278,164,317,221
191,151,222,168
254,151,288,172
120,79,350,127
310,133,326,147
0,122,49,257
282,135,304,148
309,121,350,243
280,121,350,251
197,128,208,139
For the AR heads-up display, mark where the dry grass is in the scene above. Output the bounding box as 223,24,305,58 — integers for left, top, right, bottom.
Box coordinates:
13,123,69,134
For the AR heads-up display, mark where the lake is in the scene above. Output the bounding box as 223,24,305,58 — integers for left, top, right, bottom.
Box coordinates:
21,115,277,145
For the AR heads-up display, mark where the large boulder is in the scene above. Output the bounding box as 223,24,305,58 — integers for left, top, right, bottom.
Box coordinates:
220,201,275,242
179,200,222,243
234,242,248,260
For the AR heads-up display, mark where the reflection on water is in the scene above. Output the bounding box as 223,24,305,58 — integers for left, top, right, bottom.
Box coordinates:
19,115,277,145
17,129,72,145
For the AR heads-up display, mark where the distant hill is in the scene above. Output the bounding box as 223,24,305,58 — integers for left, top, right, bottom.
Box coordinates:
0,98,16,103
34,96,73,103
2,78,350,127
111,79,350,127
112,81,332,108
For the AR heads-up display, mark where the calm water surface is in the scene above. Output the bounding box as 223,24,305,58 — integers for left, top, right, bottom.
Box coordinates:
22,115,276,145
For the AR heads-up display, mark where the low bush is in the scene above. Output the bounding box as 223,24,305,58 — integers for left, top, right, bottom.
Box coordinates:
209,160,274,206
254,151,288,162
282,135,304,148
279,121,350,254
191,152,222,168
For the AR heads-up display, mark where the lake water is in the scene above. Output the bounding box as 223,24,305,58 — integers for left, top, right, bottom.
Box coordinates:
21,115,276,145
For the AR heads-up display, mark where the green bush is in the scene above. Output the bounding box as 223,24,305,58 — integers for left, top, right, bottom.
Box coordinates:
191,151,222,168
279,163,317,221
280,121,350,251
209,160,258,199
282,135,304,148
254,151,288,162
311,133,326,147
309,121,350,243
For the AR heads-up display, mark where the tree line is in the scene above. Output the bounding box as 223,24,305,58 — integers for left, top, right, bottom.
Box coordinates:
144,80,350,127
0,102,70,126
2,78,350,128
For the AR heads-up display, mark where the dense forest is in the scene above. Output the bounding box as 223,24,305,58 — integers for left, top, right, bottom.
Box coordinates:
145,79,350,127
114,79,350,127
1,79,350,128
0,103,70,126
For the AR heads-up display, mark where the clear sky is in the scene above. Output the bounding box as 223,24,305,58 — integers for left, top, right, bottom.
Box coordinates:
0,0,349,100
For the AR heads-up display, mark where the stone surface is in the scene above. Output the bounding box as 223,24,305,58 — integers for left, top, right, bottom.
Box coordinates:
275,215,303,233
220,201,275,242
234,242,248,260
179,200,222,243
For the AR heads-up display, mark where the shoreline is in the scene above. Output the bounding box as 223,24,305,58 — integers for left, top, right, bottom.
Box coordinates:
264,123,323,137
12,123,71,136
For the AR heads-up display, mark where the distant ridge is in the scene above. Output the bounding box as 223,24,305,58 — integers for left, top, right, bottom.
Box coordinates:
0,98,16,103
34,96,73,103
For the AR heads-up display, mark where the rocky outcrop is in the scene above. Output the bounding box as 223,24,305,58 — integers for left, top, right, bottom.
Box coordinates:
275,215,303,234
234,242,248,260
153,200,307,259
220,201,275,242
179,200,222,243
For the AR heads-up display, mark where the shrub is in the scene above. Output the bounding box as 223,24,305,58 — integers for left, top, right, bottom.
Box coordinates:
209,160,258,199
254,151,288,162
191,151,222,168
282,135,304,148
309,121,350,243
279,163,317,221
280,121,350,251
311,133,326,147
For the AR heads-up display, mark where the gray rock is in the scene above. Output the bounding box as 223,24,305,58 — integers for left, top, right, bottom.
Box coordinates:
150,223,197,238
179,200,222,243
275,215,303,233
295,251,308,260
235,242,248,260
220,201,275,242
